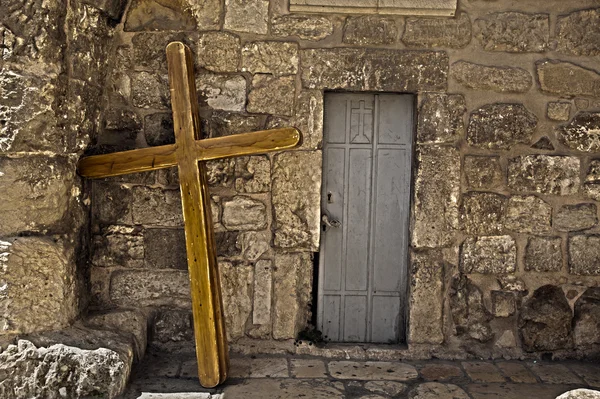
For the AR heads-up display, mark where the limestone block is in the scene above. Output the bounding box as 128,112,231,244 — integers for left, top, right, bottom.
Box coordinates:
0,339,130,399
92,182,133,225
547,102,571,121
573,288,600,346
242,41,298,76
132,32,195,72
491,291,515,317
152,309,193,343
508,155,580,196
451,61,532,93
555,204,597,232
450,275,492,342
253,259,273,326
197,32,241,73
411,146,460,248
292,90,324,150
205,112,264,138
235,156,271,193
238,231,270,261
206,159,235,188
125,0,199,31
402,14,471,48
144,228,187,269
215,231,241,257
464,156,503,189
221,196,267,231
132,186,183,227
407,250,444,344
92,226,144,268
537,61,600,98
272,151,322,250
110,269,190,306
460,192,506,235
247,74,296,116
343,16,399,46
525,236,562,272
271,15,334,41
272,253,312,339
0,237,77,335
416,93,465,144
144,113,174,146
559,112,600,152
219,261,253,339
300,48,448,92
196,73,247,112
131,71,170,109
519,285,572,351
475,12,549,52
504,195,552,234
327,361,418,381
0,155,77,236
105,109,142,134
224,0,269,34
585,160,600,201
467,103,537,150
557,8,600,56
461,236,516,274
569,235,600,275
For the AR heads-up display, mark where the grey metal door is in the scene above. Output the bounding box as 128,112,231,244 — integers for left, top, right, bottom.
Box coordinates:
318,93,414,343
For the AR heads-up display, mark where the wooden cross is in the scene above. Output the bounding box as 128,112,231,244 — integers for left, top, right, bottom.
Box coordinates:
77,42,300,388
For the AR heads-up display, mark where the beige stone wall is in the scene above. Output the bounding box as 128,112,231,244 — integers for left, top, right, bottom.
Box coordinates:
90,0,600,358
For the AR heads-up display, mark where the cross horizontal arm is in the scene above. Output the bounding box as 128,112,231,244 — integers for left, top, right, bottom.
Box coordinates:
77,127,300,178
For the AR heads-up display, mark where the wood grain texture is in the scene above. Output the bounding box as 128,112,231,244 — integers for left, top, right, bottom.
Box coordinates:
77,128,299,178
167,41,228,388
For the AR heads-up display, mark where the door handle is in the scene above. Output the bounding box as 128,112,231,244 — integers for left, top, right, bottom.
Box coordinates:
322,214,341,231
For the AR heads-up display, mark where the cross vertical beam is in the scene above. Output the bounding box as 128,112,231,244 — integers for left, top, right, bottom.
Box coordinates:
166,42,228,387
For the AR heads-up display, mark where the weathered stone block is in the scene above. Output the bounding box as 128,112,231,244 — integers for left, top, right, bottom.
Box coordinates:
574,288,600,347
525,236,562,272
584,159,600,201
0,339,130,399
221,196,267,231
272,151,322,250
92,226,144,268
197,32,241,73
131,71,169,109
555,204,597,232
475,12,549,52
235,156,270,193
93,182,133,225
290,90,324,150
242,41,298,76
253,259,272,325
559,112,600,152
237,231,270,261
144,113,174,146
125,0,198,31
402,14,471,48
547,102,571,121
464,156,503,189
144,228,186,269
206,159,235,188
407,251,444,344
110,269,190,306
271,15,334,41
504,195,552,234
152,309,193,343
205,112,264,138
412,146,460,248
247,74,295,116
450,275,492,342
519,285,572,351
537,60,600,98
196,73,247,112
461,236,516,274
104,109,141,134
132,32,195,72
0,156,77,236
220,261,253,339
491,291,515,317
417,93,465,144
451,61,532,93
0,238,77,335
215,231,240,257
460,192,506,235
467,103,537,149
224,0,269,34
557,8,600,56
343,16,399,45
273,253,312,339
508,155,580,195
300,48,448,92
132,186,183,227
569,235,600,275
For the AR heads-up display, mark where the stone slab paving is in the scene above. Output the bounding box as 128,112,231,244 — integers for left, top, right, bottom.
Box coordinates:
120,350,600,399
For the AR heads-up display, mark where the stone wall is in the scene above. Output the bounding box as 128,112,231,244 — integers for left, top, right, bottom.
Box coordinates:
89,0,600,359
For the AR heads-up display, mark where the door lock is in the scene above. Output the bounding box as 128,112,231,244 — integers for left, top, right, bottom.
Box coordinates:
322,214,341,231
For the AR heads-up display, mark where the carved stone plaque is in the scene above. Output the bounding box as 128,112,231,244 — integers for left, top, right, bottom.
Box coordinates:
290,0,457,17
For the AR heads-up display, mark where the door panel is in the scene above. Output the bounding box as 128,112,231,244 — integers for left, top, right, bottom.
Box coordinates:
318,92,413,344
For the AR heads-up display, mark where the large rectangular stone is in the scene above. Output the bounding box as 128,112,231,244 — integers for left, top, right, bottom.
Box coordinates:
253,260,273,325
290,0,457,16
569,235,600,275
109,269,190,306
508,155,580,196
220,261,253,340
300,48,448,92
461,236,516,274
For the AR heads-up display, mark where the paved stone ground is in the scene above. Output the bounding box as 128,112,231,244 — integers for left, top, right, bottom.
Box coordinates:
120,349,600,399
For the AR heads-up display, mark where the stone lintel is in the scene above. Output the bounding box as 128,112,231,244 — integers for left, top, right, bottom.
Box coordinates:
290,0,457,17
